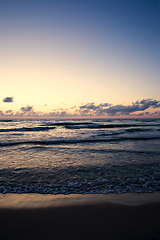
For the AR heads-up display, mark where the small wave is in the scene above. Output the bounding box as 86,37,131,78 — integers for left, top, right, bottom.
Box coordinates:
64,123,160,130
97,132,122,137
65,123,100,129
0,126,55,132
0,119,12,122
126,128,153,133
1,136,160,147
11,133,24,136
42,121,93,127
99,123,160,128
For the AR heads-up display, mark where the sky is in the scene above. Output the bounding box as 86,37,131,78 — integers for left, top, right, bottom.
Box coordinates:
0,0,160,118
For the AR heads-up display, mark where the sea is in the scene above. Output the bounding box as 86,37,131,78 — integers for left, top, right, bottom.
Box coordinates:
0,118,160,194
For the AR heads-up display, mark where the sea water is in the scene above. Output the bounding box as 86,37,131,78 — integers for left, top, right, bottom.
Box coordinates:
0,118,160,194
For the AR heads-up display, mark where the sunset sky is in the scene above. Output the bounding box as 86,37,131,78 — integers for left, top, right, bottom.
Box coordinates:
1,0,160,118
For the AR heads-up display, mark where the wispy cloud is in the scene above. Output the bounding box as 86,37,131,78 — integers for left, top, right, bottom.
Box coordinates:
3,97,14,103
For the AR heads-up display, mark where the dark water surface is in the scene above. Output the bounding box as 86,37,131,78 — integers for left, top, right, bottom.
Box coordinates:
0,118,160,194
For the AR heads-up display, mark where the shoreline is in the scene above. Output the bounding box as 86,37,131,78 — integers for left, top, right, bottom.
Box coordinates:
0,192,160,208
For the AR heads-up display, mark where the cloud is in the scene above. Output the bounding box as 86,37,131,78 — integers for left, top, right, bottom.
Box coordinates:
98,103,111,108
77,99,160,117
5,110,13,114
78,102,109,116
49,110,77,118
79,103,97,110
0,111,4,116
47,99,160,117
70,106,76,109
3,97,14,103
20,105,33,112
150,111,160,116
105,99,160,116
14,105,37,117
78,102,111,116
0,99,160,118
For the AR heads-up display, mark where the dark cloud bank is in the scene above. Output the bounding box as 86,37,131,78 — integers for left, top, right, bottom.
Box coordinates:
1,99,160,118
76,99,160,117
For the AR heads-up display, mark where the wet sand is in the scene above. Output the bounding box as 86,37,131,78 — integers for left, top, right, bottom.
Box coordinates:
0,193,160,240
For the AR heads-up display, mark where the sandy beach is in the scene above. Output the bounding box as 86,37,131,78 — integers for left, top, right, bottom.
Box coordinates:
0,192,160,240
